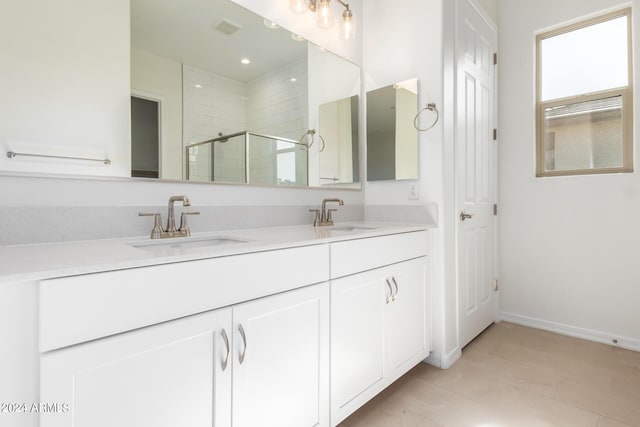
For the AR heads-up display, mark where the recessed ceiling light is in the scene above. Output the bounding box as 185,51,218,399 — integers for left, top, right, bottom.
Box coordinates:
195,84,202,88
241,58,251,65
263,19,279,29
290,77,297,83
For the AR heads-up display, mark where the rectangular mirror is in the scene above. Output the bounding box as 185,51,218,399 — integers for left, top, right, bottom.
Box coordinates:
319,95,359,185
0,0,360,190
131,0,361,188
366,78,418,181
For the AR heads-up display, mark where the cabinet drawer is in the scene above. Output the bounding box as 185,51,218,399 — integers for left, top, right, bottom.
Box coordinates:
330,231,428,278
40,244,329,352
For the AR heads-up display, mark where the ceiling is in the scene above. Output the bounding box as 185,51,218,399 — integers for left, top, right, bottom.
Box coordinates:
131,0,307,82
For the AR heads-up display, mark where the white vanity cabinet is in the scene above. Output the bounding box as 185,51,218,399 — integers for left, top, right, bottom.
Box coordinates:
40,283,329,427
40,308,233,427
384,258,430,383
232,283,329,427
25,226,430,427
37,244,330,427
329,231,430,426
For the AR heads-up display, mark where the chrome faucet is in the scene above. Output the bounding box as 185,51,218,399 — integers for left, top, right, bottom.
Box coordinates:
139,195,200,239
310,198,344,227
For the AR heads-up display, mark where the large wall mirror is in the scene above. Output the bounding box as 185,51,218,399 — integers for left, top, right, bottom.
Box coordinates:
131,0,361,188
366,78,418,181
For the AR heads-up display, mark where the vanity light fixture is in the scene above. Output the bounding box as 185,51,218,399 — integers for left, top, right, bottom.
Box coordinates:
316,0,334,29
289,0,309,14
288,0,355,40
338,6,355,40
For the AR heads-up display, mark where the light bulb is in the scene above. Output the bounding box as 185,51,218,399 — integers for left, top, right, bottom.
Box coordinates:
289,0,308,14
316,0,334,29
339,8,355,40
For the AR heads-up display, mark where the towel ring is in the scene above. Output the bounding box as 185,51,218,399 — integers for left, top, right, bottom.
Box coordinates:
298,129,326,152
413,103,439,132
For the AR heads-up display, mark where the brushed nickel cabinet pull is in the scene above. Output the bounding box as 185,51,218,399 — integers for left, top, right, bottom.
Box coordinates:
391,277,399,301
385,279,394,304
221,329,230,371
238,324,247,364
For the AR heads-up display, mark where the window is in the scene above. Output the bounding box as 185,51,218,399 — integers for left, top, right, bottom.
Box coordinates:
536,8,633,177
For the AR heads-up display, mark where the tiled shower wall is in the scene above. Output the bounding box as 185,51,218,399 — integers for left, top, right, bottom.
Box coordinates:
183,65,246,182
245,58,308,141
183,60,308,184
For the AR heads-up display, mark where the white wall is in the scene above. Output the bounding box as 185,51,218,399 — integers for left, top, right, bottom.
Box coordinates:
499,0,640,350
246,59,308,141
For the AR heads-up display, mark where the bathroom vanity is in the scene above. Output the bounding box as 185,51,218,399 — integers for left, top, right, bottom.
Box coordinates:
0,223,430,427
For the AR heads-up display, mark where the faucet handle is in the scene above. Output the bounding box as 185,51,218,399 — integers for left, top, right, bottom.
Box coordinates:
138,213,163,239
327,208,338,223
309,209,321,227
179,211,200,236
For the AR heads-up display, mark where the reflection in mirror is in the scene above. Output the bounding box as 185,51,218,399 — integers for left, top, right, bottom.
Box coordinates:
186,132,308,186
131,95,160,178
319,95,359,185
366,78,419,181
130,0,360,188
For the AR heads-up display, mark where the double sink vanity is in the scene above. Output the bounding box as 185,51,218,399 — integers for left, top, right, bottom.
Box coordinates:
1,197,432,427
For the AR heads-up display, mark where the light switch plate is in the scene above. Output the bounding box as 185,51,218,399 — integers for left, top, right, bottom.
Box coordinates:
408,182,419,200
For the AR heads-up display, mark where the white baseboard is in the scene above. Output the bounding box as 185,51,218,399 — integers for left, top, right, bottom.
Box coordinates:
423,348,462,369
440,348,462,369
424,352,440,368
500,312,640,353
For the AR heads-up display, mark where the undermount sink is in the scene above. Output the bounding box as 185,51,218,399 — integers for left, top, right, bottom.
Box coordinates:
329,225,377,232
129,235,248,255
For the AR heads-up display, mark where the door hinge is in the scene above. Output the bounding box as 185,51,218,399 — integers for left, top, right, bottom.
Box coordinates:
493,203,498,216
493,52,497,65
493,279,499,291
493,128,498,141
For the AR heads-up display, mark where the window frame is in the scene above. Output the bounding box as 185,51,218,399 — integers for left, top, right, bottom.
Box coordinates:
535,8,633,177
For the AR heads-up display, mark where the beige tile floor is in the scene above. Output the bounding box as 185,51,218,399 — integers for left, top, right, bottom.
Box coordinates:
339,322,640,427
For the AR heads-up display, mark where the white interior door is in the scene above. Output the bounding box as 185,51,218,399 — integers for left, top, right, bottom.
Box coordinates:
455,0,498,348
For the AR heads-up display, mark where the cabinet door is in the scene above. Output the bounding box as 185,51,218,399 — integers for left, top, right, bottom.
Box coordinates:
232,283,329,427
40,308,232,427
330,269,386,426
385,257,429,383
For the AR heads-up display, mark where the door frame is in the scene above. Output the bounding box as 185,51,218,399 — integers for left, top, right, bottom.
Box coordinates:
131,89,165,178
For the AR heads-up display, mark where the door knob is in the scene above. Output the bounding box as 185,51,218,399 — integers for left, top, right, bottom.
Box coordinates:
460,211,474,221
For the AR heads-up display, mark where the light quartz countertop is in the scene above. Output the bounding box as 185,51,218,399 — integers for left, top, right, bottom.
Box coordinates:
0,222,432,283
